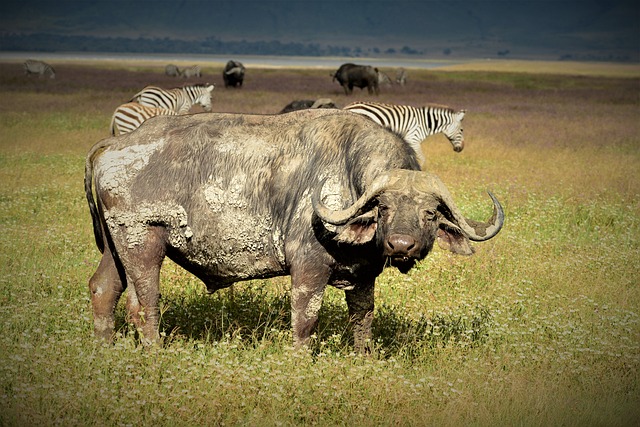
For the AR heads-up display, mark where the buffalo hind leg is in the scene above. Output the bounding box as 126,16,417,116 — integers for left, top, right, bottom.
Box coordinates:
345,282,375,354
89,246,126,342
119,227,166,346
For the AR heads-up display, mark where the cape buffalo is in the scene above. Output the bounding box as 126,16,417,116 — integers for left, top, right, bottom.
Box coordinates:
332,63,380,95
85,109,503,352
223,60,245,88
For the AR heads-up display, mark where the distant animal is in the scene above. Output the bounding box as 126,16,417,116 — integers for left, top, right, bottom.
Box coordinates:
223,60,246,88
23,59,55,79
180,65,202,79
395,68,407,86
110,102,177,136
344,101,466,165
165,64,181,77
377,71,393,86
85,109,503,353
332,63,379,95
279,98,337,114
130,84,214,114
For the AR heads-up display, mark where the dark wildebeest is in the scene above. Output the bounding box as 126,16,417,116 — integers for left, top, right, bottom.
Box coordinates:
279,98,337,114
332,63,380,95
223,60,246,88
85,109,503,352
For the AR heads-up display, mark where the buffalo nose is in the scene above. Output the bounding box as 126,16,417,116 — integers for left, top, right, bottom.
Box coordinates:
386,234,416,255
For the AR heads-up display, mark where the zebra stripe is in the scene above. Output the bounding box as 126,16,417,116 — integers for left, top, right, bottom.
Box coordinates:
130,84,214,114
23,59,56,79
180,65,201,78
343,101,466,163
110,102,177,136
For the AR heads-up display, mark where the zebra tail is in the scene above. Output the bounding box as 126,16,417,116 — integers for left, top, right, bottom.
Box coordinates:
109,111,117,136
84,140,112,254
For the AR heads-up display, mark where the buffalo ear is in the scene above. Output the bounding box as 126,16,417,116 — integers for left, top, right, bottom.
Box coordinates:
334,207,378,244
437,225,475,255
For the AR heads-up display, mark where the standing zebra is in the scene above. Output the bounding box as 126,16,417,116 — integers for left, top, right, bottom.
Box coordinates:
23,59,56,79
180,65,202,79
377,70,393,86
343,101,465,165
130,84,214,114
110,102,177,136
395,68,407,86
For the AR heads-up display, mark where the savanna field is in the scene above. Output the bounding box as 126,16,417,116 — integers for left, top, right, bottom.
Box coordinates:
0,58,639,426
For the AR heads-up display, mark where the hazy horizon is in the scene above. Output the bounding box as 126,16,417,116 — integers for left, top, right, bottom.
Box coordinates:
1,1,638,61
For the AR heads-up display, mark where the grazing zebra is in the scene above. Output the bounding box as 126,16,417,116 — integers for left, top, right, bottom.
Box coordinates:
165,64,181,77
110,102,177,136
130,84,214,114
343,101,466,164
395,68,407,86
23,59,56,79
180,65,201,78
377,70,393,86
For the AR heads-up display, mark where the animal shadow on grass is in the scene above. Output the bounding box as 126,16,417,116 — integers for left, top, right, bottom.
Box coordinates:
113,285,493,356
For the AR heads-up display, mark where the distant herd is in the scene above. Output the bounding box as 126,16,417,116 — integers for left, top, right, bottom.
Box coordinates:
23,56,504,352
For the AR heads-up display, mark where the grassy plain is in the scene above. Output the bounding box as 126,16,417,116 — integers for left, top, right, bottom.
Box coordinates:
0,59,638,426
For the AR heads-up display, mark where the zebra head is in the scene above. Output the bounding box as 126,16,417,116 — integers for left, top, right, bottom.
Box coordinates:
443,110,466,152
192,84,215,112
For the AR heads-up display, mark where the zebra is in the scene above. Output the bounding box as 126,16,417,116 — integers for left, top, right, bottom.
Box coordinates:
343,101,465,165
395,68,407,86
180,65,202,79
165,64,181,77
110,102,177,136
129,84,214,114
23,59,56,79
377,70,393,86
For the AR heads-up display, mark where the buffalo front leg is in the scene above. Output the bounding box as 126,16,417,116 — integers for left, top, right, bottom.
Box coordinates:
290,264,328,349
89,247,125,342
345,283,375,354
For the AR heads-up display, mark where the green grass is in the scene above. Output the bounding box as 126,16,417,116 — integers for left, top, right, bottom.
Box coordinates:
0,61,638,426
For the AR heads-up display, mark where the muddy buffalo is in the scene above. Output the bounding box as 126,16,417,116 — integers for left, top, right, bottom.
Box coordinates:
332,63,380,95
85,109,503,352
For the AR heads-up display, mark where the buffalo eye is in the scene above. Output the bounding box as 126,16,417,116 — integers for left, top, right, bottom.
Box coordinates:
423,209,436,222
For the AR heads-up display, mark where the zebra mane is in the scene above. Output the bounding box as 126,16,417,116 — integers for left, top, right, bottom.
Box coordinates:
420,103,456,113
351,101,456,113
174,83,211,90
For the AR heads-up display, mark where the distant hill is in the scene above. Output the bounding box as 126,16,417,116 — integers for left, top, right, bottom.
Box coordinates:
1,1,638,61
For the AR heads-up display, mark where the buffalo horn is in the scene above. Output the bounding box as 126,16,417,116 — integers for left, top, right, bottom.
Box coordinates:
427,175,504,241
312,175,390,225
313,170,504,241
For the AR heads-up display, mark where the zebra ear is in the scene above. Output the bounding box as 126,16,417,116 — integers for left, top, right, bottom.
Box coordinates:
206,84,214,93
457,110,466,121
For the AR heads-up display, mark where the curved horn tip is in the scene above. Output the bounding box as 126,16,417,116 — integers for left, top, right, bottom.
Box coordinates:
468,190,505,242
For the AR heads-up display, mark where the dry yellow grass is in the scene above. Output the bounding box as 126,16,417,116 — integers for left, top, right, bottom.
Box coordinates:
0,59,638,426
